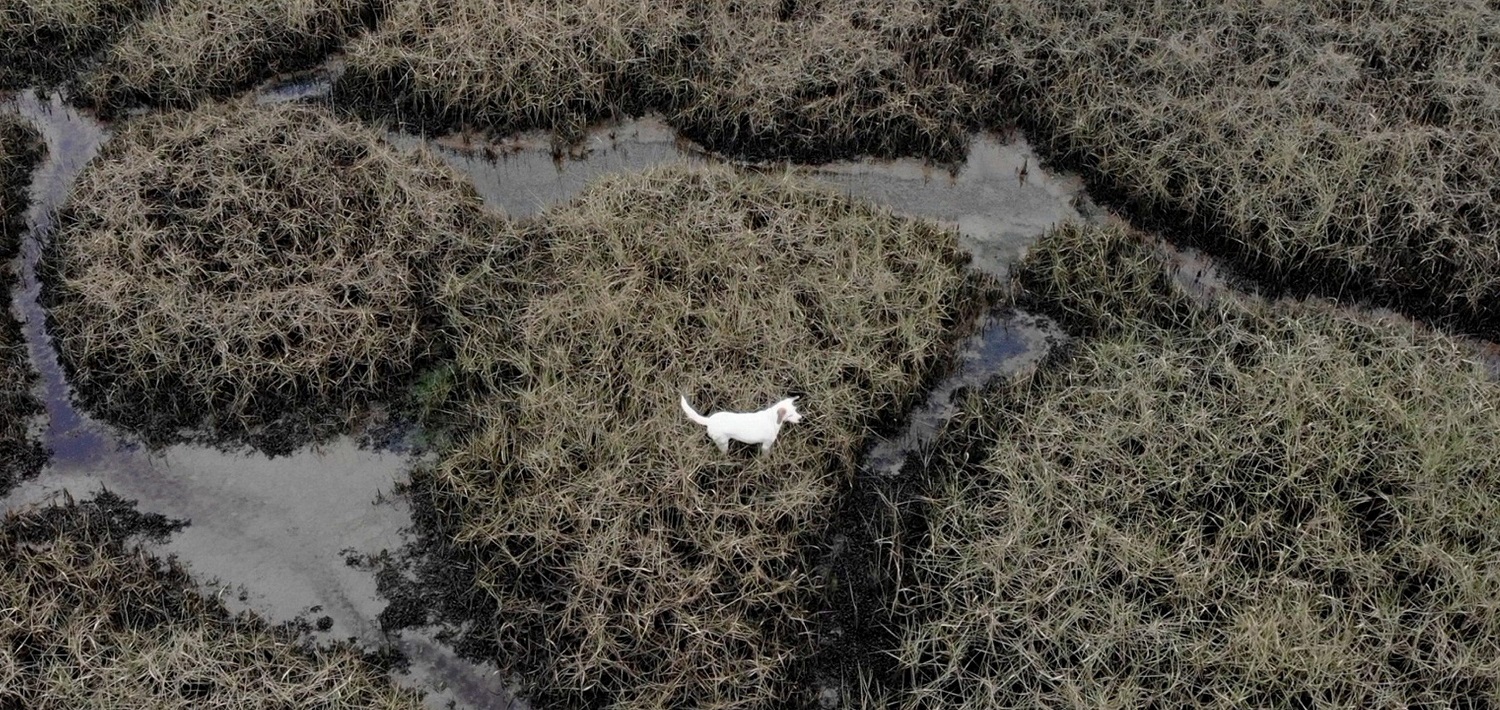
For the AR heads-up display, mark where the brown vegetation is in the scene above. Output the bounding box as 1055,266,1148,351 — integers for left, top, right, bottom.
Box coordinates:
0,0,149,88
81,0,381,115
958,0,1500,336
0,491,424,709
887,221,1500,708
340,0,1500,336
42,100,493,449
430,163,994,707
334,0,974,160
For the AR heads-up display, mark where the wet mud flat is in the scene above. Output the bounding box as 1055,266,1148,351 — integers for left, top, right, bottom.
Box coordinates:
2,79,1091,707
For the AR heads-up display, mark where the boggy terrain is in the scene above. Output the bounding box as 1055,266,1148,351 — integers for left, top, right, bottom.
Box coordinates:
0,114,46,494
2,0,1500,707
877,222,1500,708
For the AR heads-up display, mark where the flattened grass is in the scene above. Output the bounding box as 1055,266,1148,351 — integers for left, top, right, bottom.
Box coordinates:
893,221,1500,708
961,0,1500,335
81,0,380,115
0,0,150,88
0,492,423,709
434,164,993,707
334,0,973,160
0,115,47,495
42,100,491,448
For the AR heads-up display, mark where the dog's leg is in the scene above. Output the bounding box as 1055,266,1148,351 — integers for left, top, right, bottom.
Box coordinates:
713,435,730,453
760,440,774,455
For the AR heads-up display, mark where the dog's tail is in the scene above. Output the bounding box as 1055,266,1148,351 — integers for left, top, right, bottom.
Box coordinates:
679,395,712,426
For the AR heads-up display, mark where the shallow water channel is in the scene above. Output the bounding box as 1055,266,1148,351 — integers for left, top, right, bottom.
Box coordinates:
2,80,1087,707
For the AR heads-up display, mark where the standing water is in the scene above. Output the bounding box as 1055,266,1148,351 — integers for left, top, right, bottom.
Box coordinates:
3,75,1091,707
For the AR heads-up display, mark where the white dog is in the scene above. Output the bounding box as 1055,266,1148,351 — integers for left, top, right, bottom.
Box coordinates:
679,394,803,455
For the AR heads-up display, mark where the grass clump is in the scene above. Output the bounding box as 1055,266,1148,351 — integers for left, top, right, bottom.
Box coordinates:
667,0,972,162
0,115,47,495
433,163,993,707
80,0,381,116
0,0,151,88
959,0,1500,336
0,491,424,708
891,221,1500,708
42,100,491,449
334,0,974,160
334,0,687,144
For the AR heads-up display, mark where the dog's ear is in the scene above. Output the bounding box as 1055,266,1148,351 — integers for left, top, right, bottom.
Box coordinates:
776,406,789,423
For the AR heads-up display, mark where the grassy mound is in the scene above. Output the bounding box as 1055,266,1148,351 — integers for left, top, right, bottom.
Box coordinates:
42,100,491,449
334,0,685,144
81,0,381,116
334,0,973,160
0,0,149,88
959,0,1500,336
433,164,994,707
0,491,423,708
0,116,47,495
668,0,972,162
891,221,1500,708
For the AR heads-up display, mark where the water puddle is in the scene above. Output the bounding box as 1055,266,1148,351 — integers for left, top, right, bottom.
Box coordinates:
0,89,516,709
2,79,1087,708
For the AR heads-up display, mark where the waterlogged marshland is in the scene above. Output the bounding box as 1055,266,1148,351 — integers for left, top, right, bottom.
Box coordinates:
2,78,1083,706
5,0,1500,707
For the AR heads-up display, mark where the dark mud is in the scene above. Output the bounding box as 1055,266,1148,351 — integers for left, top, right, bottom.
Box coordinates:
1,111,46,494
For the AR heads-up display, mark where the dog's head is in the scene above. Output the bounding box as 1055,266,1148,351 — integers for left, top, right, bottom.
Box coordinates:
775,397,802,424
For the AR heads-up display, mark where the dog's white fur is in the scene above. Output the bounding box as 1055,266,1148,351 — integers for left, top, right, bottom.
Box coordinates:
680,394,803,455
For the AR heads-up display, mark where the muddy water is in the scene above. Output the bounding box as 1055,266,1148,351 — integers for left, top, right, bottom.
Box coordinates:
2,81,1085,708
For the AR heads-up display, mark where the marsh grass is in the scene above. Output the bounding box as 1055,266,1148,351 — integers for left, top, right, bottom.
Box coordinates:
334,0,686,146
340,0,1500,333
0,0,152,88
81,0,382,116
890,221,1500,708
432,163,994,707
0,491,424,708
0,116,47,494
957,0,1500,336
333,0,975,160
42,100,493,450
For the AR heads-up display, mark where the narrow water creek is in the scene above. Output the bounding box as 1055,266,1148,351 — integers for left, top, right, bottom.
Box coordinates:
2,78,1089,707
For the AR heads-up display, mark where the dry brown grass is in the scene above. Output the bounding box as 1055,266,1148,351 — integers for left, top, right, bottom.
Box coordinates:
0,491,424,709
340,0,1500,332
958,0,1500,335
334,0,686,144
669,0,972,161
431,163,994,707
0,115,47,495
334,0,975,160
80,0,380,116
889,221,1500,708
42,99,493,448
0,0,151,88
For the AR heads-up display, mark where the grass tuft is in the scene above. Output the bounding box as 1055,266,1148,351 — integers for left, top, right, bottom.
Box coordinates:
42,99,494,450
958,0,1500,336
334,0,975,161
80,0,382,116
0,491,424,709
891,220,1500,708
0,115,47,495
0,0,151,88
432,163,994,707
